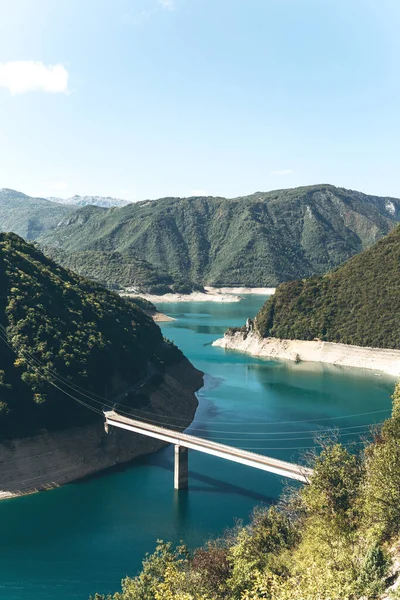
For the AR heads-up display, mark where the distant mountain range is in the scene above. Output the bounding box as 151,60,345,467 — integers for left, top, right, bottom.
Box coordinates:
1,185,400,291
47,195,131,208
39,184,400,288
0,189,75,240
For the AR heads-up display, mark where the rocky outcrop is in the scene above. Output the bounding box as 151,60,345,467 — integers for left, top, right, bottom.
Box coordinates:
213,331,400,377
0,358,203,500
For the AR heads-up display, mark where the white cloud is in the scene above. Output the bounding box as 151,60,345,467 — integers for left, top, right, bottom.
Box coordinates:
190,189,209,196
270,169,293,176
0,61,69,95
159,0,175,9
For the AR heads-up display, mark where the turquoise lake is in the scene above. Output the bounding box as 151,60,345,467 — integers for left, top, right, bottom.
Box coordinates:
0,295,396,599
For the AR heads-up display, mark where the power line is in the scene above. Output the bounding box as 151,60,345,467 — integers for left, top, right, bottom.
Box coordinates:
0,328,386,444
0,331,103,417
1,323,391,428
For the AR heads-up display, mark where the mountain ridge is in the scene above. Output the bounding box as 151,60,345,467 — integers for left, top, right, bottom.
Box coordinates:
2,184,400,291
39,183,400,288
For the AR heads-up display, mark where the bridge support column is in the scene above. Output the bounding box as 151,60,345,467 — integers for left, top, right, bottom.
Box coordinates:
174,445,188,490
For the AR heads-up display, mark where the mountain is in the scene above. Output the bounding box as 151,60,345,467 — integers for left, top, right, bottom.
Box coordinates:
39,184,400,288
47,194,130,208
0,188,76,240
2,185,400,291
255,224,400,349
0,232,201,442
40,245,202,293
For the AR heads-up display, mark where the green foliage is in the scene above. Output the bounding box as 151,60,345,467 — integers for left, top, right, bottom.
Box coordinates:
124,297,157,313
37,184,400,289
92,541,191,600
301,444,363,531
228,506,297,596
357,545,391,597
0,233,182,441
95,382,400,600
256,224,400,349
363,383,400,541
40,246,201,294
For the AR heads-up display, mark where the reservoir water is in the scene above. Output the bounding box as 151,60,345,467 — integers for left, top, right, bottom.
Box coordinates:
0,296,396,599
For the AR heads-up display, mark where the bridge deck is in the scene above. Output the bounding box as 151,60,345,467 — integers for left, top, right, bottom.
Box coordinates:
104,411,312,482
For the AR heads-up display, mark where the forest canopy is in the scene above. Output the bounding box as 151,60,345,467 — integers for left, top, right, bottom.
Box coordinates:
37,184,400,289
255,224,400,349
0,233,182,441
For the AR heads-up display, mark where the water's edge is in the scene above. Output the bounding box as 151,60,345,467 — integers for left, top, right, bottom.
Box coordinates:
213,331,400,377
0,359,202,500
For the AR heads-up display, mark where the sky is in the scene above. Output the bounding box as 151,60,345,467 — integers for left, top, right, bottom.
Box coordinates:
0,0,399,201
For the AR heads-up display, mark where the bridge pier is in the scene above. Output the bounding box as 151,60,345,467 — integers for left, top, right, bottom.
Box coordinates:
104,411,313,484
174,445,188,490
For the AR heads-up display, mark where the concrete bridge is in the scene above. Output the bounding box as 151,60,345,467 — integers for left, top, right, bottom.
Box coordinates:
104,411,313,489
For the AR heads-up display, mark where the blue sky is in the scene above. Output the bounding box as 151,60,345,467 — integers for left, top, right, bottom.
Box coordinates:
0,0,399,201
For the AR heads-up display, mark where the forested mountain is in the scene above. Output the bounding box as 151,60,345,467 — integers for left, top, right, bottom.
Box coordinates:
255,224,400,349
0,233,191,441
40,246,202,294
0,188,76,240
47,195,130,208
1,185,400,291
40,184,400,288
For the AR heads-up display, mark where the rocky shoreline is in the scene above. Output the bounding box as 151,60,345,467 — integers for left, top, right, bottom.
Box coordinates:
152,311,175,322
122,287,275,305
204,286,276,295
213,331,400,377
122,290,242,303
0,359,203,500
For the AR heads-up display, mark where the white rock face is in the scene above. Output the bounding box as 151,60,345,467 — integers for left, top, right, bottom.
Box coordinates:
386,200,396,215
213,332,400,377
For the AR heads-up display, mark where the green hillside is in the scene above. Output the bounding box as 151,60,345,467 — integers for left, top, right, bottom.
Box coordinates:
0,233,186,441
255,224,400,349
40,246,201,293
0,188,76,240
40,184,400,288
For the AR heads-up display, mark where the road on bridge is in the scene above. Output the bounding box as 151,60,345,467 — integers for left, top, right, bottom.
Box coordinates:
104,410,313,483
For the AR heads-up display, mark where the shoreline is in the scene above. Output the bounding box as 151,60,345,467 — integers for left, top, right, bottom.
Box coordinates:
213,331,400,377
205,286,276,295
0,360,203,501
122,290,242,303
121,287,275,304
152,311,175,322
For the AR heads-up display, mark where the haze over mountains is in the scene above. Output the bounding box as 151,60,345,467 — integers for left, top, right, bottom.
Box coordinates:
1,184,400,292
0,189,129,240
47,195,130,208
0,189,75,240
